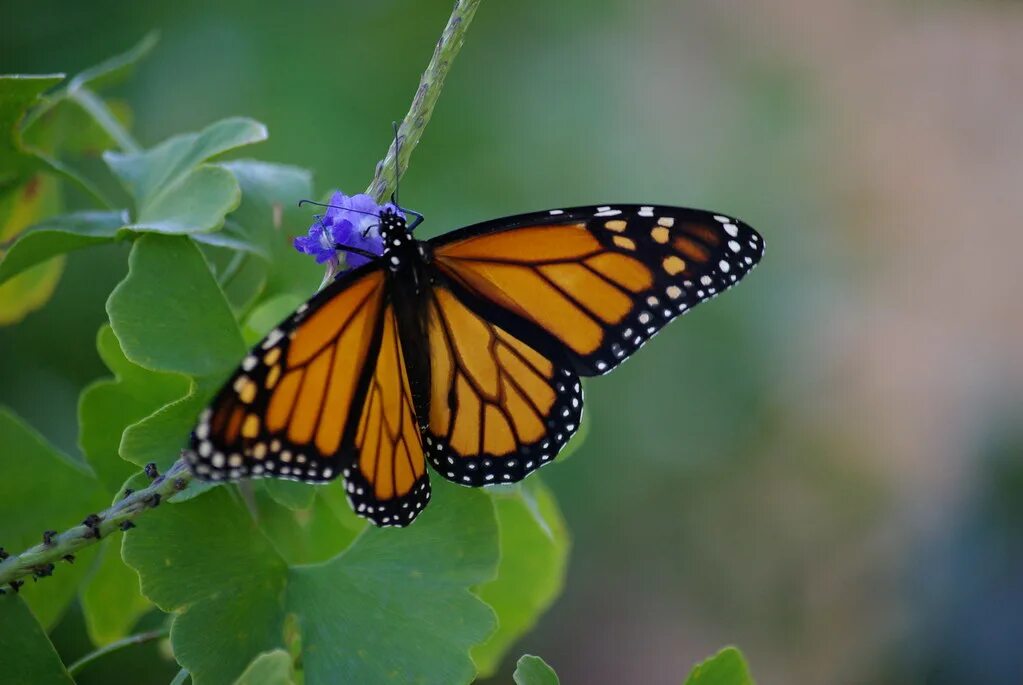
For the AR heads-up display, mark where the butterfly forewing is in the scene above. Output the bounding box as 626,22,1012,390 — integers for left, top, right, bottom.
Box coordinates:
186,265,386,482
430,204,765,376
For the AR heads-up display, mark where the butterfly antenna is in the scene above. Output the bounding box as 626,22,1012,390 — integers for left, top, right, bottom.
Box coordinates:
387,122,426,231
390,121,402,208
298,199,380,219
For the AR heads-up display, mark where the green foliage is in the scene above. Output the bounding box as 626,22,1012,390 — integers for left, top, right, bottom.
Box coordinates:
511,647,756,685
105,117,265,235
107,234,245,377
79,325,189,491
122,481,499,684
0,596,74,685
79,534,152,646
513,655,560,685
0,410,105,627
234,650,295,685
472,482,569,676
684,647,755,685
0,74,63,186
0,210,125,287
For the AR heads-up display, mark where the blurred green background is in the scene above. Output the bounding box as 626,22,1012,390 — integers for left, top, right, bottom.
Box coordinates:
3,0,1022,683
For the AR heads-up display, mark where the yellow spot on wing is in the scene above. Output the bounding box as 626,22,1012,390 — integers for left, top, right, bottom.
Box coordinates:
242,414,260,438
605,219,627,232
650,226,669,244
613,236,636,251
238,379,257,404
663,256,686,275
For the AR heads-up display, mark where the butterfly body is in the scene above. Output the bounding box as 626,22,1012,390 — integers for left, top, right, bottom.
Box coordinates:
185,204,764,526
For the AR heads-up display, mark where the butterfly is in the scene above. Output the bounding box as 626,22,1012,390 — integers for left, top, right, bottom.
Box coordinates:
184,202,764,526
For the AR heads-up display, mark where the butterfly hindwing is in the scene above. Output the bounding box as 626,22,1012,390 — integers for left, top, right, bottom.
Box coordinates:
430,204,764,376
341,301,430,526
421,283,583,486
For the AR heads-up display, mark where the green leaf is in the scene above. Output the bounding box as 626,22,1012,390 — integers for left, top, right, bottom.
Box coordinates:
261,479,316,512
0,173,66,325
0,596,74,684
118,379,211,471
242,292,305,345
107,233,245,377
66,32,159,94
79,534,153,645
124,487,288,685
131,164,240,235
15,35,159,203
219,160,319,299
193,219,271,261
290,478,498,685
105,118,266,235
123,479,499,685
0,254,63,326
0,210,125,287
472,481,569,676
513,655,560,685
0,74,63,187
684,647,754,685
0,409,105,627
234,650,295,685
79,325,190,491
253,486,363,566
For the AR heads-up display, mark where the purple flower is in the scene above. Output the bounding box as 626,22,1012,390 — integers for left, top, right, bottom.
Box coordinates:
293,191,401,269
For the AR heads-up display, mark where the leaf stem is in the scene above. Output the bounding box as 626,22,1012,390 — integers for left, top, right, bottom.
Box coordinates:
169,668,190,685
70,88,141,153
218,249,248,289
321,0,482,286
0,460,193,586
66,627,170,676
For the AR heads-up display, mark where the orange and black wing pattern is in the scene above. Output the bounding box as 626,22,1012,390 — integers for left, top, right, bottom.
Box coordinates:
421,284,582,486
185,264,386,483
185,261,429,527
339,299,430,526
430,204,764,377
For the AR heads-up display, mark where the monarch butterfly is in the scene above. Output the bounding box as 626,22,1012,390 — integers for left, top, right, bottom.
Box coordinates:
184,201,764,526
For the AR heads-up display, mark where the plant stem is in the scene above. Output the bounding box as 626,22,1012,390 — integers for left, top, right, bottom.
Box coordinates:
366,0,481,203
66,627,170,676
0,460,193,586
169,668,190,685
71,88,141,153
321,0,482,287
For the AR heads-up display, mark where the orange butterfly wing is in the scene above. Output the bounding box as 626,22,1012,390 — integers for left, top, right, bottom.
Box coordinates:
420,204,763,483
185,264,429,526
341,301,429,526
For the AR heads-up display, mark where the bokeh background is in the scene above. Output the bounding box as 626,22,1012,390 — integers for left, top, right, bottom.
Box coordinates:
3,0,1022,682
